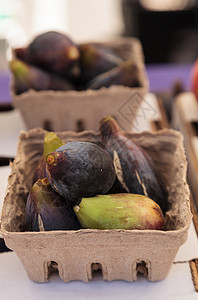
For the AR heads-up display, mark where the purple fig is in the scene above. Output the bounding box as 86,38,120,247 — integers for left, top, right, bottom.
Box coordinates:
86,59,142,90
26,177,81,231
9,59,75,94
25,31,80,78
45,141,116,205
33,132,64,182
14,47,28,62
79,43,123,85
99,116,168,213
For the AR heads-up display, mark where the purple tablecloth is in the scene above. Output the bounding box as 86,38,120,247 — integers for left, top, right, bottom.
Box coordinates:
0,72,11,104
146,63,193,92
0,64,194,104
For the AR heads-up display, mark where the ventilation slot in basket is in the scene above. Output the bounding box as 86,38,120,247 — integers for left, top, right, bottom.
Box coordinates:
47,261,59,279
90,262,103,280
136,260,149,279
76,119,85,132
43,120,53,131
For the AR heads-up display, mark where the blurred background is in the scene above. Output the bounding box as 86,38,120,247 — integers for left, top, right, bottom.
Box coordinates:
1,0,198,105
1,0,198,66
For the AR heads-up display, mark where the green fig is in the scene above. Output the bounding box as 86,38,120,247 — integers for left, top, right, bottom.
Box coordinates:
26,177,81,231
9,59,75,94
99,116,168,213
73,194,165,230
79,43,123,86
86,59,142,90
33,132,64,182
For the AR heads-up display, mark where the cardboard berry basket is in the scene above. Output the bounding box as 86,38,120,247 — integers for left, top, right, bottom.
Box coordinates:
11,37,149,132
0,127,192,283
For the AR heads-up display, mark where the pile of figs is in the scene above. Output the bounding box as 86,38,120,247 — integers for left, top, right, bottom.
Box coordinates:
10,31,142,94
26,116,167,232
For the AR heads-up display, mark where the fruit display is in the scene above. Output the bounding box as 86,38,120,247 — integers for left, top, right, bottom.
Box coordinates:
11,30,143,94
1,125,191,283
25,117,167,232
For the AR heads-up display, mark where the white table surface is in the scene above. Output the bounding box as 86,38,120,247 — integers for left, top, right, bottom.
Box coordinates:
0,93,162,157
0,94,197,298
0,251,197,300
0,108,27,157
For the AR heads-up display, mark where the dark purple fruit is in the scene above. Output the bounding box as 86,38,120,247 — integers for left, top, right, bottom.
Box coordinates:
25,31,80,78
86,59,141,90
45,141,116,203
79,43,123,86
33,132,64,183
25,177,81,231
9,59,74,94
99,116,168,213
14,47,28,62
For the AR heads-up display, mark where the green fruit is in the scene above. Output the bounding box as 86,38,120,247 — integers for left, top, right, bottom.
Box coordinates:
33,132,64,182
73,194,165,230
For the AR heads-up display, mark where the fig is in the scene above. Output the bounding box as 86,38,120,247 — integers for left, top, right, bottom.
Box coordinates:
33,132,64,182
14,47,28,62
9,59,75,94
86,59,141,90
25,31,80,78
191,58,198,100
73,193,165,230
99,116,168,213
79,43,123,86
45,141,116,204
26,177,81,231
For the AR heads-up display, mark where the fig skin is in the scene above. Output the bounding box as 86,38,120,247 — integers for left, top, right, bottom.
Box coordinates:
14,47,28,62
99,116,168,213
79,43,123,86
86,59,141,90
45,141,116,204
9,59,75,95
25,31,80,78
73,193,165,230
33,132,64,183
26,177,81,231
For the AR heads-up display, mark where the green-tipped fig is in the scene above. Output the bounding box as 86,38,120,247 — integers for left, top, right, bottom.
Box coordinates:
73,194,165,230
9,59,75,94
99,116,168,213
33,132,64,182
45,141,116,205
86,60,141,90
25,31,80,78
26,177,81,231
79,43,123,86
